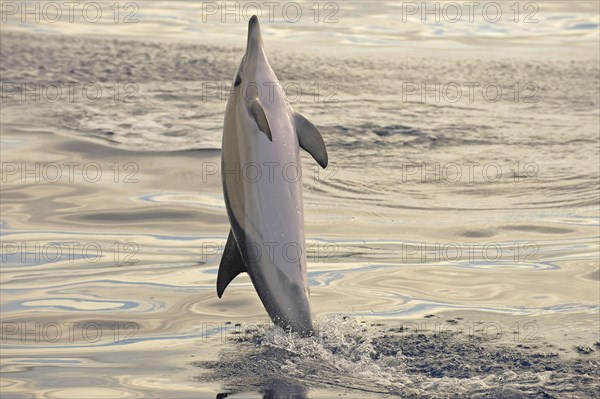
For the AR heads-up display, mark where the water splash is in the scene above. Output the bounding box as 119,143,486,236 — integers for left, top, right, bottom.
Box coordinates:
195,315,599,398
257,315,406,392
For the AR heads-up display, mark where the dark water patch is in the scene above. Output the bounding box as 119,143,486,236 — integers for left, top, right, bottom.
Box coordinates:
568,23,599,30
579,269,600,282
458,229,497,238
502,225,576,235
1,191,31,201
373,124,423,137
69,210,222,224
78,211,193,222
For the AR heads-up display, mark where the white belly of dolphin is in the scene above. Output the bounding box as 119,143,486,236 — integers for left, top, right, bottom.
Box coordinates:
222,103,312,334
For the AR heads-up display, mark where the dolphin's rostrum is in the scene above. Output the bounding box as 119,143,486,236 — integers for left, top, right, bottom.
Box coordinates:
218,16,328,336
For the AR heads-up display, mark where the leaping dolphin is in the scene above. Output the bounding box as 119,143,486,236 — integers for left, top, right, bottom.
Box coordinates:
218,15,328,336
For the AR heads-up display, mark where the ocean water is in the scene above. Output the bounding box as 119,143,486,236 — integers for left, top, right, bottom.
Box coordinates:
1,1,599,398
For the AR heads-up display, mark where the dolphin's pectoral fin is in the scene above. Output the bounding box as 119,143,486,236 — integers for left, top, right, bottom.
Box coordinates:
294,112,328,168
250,100,273,141
217,230,247,298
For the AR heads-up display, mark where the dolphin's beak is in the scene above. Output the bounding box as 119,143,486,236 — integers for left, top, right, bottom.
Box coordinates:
246,15,263,55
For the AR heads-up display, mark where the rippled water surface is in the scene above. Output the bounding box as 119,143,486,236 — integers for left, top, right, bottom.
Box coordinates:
1,1,599,398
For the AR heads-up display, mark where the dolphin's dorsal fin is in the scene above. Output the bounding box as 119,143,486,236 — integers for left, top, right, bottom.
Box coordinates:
294,112,328,168
217,230,247,298
251,100,272,141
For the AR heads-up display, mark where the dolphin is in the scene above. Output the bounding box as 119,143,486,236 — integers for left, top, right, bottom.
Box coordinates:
218,15,328,336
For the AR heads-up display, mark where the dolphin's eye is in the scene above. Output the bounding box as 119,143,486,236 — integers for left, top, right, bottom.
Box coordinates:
234,75,242,87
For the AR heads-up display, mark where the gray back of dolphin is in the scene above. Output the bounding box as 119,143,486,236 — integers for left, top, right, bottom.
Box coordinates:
218,15,328,336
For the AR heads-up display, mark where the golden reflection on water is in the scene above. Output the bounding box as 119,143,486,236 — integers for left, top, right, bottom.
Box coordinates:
1,128,598,397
